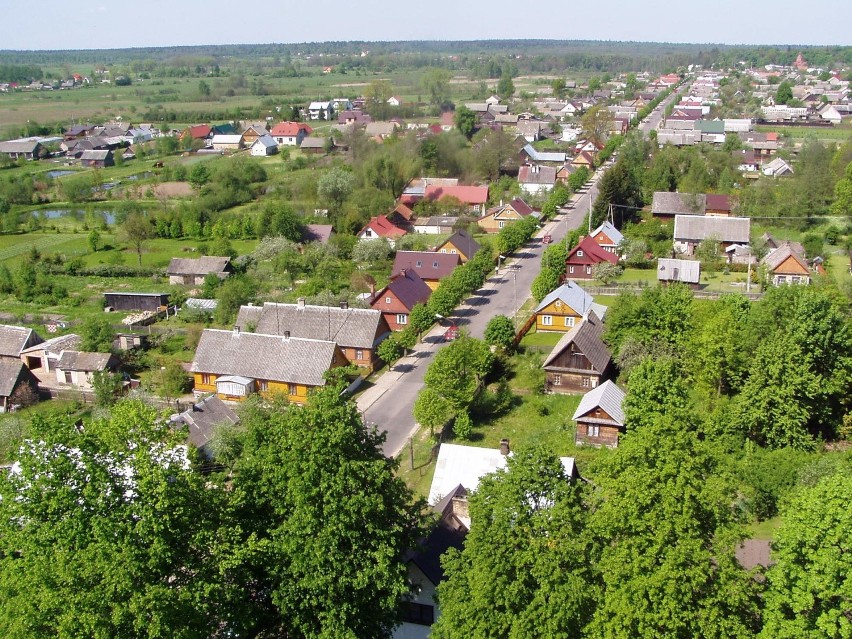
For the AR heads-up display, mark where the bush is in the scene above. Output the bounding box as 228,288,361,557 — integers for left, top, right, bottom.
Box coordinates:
453,412,473,440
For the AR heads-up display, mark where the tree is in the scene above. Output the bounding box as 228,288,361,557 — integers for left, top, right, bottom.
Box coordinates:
121,212,152,267
197,80,211,97
421,68,452,106
80,316,116,352
531,267,561,303
409,303,434,339
214,275,256,325
153,360,189,406
452,411,473,440
581,103,614,147
435,446,596,638
423,336,493,410
588,418,763,639
830,161,852,216
592,262,623,285
623,357,690,430
454,105,476,140
761,472,852,639
351,238,392,265
317,167,355,215
484,314,515,351
188,162,211,188
91,370,122,406
413,388,454,435
496,71,514,99
551,77,567,99
229,386,427,637
87,228,101,253
0,401,230,638
775,81,794,106
377,335,403,368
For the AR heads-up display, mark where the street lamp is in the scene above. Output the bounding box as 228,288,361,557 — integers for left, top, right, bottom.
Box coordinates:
497,254,506,275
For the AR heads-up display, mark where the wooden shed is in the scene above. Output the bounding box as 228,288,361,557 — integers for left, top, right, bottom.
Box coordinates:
104,292,170,312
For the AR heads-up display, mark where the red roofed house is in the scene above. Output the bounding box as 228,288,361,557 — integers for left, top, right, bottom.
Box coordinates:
425,185,489,214
270,122,313,146
571,151,596,169
565,235,619,279
370,269,432,331
478,198,536,233
181,124,212,143
357,215,407,246
392,251,462,290
705,194,735,217
388,202,415,229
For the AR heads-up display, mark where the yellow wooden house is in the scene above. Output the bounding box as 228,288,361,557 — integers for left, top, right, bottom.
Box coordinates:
762,244,811,286
191,328,346,403
436,229,481,263
533,281,608,333
477,198,537,234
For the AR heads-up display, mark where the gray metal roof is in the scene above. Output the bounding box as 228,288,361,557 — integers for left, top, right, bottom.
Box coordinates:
674,214,751,244
235,302,388,349
191,329,339,387
176,395,240,456
0,358,28,397
20,333,80,356
543,312,611,374
651,192,706,215
590,221,624,246
185,298,218,310
79,150,111,161
0,139,40,153
521,144,566,163
0,324,36,358
657,258,700,284
534,281,596,315
572,380,626,425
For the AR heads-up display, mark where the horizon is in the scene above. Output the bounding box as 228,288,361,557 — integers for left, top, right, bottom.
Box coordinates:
1,0,850,51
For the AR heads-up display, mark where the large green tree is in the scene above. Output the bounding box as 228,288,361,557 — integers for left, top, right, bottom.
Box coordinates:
0,402,230,638
229,385,427,638
434,446,596,639
760,472,852,639
423,335,493,410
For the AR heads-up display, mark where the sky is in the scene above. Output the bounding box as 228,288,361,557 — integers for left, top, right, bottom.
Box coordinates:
1,0,850,50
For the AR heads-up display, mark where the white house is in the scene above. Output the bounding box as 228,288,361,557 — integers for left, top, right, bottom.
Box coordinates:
55,351,118,390
250,134,278,156
518,164,556,196
308,101,334,120
762,157,794,177
387,95,403,107
210,134,243,152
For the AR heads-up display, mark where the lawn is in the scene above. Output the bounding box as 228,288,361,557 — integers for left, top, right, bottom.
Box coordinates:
747,516,782,541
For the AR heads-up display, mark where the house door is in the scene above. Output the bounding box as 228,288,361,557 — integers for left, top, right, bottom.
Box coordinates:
64,371,72,384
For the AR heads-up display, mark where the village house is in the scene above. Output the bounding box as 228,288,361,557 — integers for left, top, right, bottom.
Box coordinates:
210,134,243,152
392,251,461,291
762,157,794,177
572,380,626,448
673,215,751,256
477,198,537,233
762,243,811,286
0,139,42,161
0,359,39,413
0,324,44,362
54,351,120,390
412,216,459,235
250,134,278,156
571,150,596,169
240,123,270,147
657,258,701,286
588,221,623,253
235,300,391,371
651,191,707,220
518,165,557,195
19,333,81,373
270,121,312,146
518,144,567,165
424,185,489,214
191,328,346,403
104,292,170,313
365,121,400,140
79,149,114,168
543,312,613,393
565,235,619,279
357,215,407,245
167,256,233,286
370,269,432,331
705,194,735,216
533,281,608,333
300,137,328,154
436,230,481,263
173,395,240,461
308,101,334,120
302,224,334,244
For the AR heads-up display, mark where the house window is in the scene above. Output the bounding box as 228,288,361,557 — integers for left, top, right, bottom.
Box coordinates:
499,220,506,228
355,349,364,361
433,262,439,268
289,384,298,396
402,602,435,626
451,249,457,254
396,314,408,325
553,374,561,385
258,380,268,391
565,316,575,327
542,315,553,326
416,261,422,267
569,266,575,274
201,373,212,385
385,297,392,304
588,424,601,437
440,249,447,254
585,266,592,274
576,250,584,257
582,377,590,388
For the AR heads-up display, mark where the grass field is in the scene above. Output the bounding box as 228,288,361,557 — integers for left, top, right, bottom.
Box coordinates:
756,123,852,142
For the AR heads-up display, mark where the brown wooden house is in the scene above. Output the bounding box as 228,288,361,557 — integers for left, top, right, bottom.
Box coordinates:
370,269,432,331
572,380,626,448
543,312,613,393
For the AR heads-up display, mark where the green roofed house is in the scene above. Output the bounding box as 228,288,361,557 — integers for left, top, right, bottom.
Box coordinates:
694,119,726,143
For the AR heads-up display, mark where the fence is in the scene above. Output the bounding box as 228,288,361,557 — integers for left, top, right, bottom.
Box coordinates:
513,313,537,346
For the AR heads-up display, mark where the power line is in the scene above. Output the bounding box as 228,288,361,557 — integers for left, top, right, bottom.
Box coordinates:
606,201,847,220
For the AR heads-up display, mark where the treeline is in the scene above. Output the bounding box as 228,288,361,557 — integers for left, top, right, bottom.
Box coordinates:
0,63,42,83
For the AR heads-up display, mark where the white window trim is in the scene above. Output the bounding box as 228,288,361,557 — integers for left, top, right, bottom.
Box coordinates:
541,315,553,326
396,314,408,325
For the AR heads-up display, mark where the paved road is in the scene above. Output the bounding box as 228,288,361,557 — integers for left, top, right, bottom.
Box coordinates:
363,91,681,457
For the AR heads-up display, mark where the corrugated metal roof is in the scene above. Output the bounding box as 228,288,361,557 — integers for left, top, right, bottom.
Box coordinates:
534,281,595,315
657,258,700,284
543,312,611,374
572,380,626,425
674,214,751,243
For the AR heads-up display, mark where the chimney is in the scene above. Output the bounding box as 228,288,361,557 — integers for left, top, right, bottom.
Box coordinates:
400,268,407,278
340,300,349,310
297,297,306,309
499,438,510,456
369,283,376,296
283,330,291,340
233,325,240,336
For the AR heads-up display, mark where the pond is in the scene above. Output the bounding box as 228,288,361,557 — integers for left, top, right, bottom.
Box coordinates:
126,171,154,181
44,170,77,179
34,209,116,225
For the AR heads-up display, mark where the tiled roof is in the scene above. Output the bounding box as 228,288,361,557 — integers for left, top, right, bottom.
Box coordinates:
176,395,240,456
167,256,231,276
674,215,751,244
0,324,37,358
191,329,338,387
360,215,407,239
392,251,461,281
56,351,115,372
705,194,733,212
543,312,612,374
572,380,626,425
567,236,618,265
235,302,388,349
